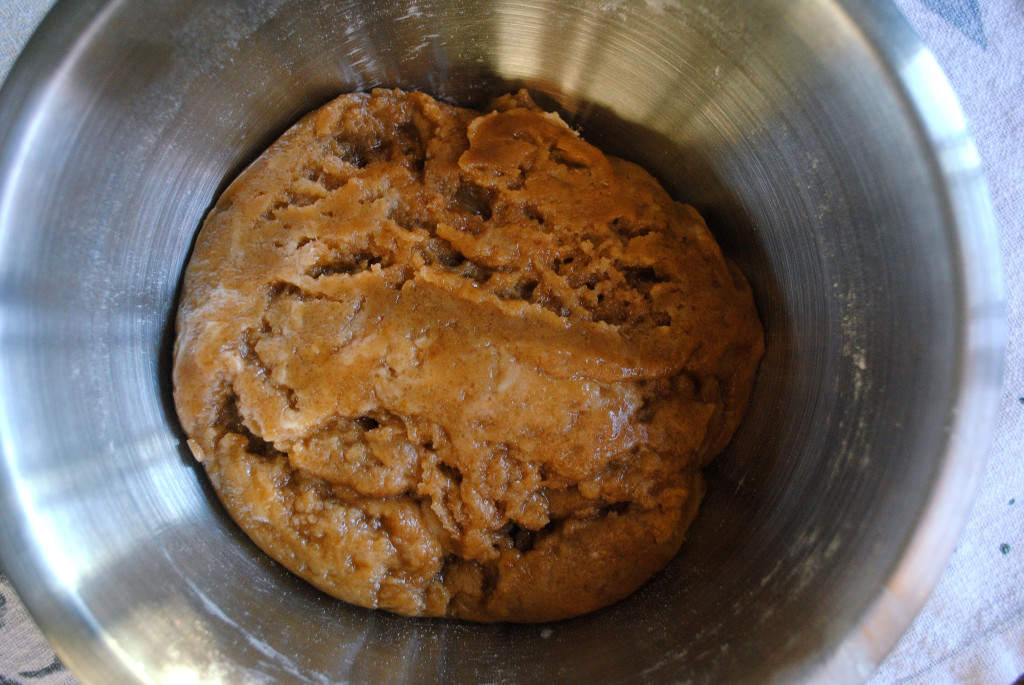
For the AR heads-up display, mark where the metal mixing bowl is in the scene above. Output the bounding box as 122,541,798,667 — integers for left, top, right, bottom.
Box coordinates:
0,0,1005,683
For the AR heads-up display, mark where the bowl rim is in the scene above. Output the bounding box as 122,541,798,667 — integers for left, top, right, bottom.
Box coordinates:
807,0,1005,681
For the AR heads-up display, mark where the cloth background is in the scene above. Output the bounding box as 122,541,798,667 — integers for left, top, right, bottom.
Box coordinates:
0,0,1021,683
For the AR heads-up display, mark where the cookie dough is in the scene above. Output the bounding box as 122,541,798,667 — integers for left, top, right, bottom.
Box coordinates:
172,88,763,622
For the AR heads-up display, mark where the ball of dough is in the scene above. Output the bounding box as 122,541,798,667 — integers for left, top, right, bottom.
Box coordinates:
173,88,763,622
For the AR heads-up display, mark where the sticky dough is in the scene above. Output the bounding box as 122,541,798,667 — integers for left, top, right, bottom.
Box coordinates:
172,88,764,622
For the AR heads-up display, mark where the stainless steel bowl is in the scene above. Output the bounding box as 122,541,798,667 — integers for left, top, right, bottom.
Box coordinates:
0,0,1005,683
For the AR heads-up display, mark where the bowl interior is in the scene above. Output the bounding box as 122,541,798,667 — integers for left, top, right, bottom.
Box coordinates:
0,1,999,683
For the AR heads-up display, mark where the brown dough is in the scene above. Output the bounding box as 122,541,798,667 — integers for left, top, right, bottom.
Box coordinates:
172,88,764,622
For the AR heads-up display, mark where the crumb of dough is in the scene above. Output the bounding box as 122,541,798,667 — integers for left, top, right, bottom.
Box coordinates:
186,438,205,463
172,88,764,623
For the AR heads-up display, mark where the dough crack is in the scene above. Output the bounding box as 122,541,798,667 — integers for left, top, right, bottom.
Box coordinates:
215,388,285,460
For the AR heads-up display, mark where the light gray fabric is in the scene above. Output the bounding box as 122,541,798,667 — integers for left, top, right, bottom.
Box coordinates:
0,0,54,82
0,1,1021,683
0,567,75,683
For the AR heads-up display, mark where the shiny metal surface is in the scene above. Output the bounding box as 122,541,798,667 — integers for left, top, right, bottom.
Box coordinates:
0,0,1004,683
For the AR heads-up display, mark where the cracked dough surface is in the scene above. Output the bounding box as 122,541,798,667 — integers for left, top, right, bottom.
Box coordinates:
172,89,764,622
